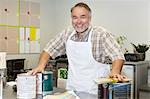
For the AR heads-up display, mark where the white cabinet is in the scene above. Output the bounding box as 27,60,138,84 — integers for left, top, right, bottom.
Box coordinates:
122,65,134,99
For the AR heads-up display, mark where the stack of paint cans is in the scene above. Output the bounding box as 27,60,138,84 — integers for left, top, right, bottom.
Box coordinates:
17,71,53,98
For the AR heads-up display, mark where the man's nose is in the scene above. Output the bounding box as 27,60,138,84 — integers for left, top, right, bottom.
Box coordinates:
76,18,82,24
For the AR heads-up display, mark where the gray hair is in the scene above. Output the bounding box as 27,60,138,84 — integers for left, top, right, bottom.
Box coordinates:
71,2,91,16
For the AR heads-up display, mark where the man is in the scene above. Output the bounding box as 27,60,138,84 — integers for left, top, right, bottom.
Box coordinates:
29,2,126,94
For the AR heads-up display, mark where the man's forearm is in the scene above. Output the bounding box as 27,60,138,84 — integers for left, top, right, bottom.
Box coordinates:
111,59,124,74
28,51,51,75
38,51,50,69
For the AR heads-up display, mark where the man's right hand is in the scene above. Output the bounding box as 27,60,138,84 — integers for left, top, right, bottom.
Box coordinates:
27,51,50,75
27,66,45,75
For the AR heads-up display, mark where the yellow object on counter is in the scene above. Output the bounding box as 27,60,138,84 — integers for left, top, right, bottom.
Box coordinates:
95,77,131,84
95,77,118,84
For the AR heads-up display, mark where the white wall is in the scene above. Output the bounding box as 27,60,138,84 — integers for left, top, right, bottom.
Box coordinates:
40,0,56,49
147,0,150,60
90,0,150,59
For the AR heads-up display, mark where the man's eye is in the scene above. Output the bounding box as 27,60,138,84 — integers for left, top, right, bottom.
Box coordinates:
81,16,86,19
72,16,77,19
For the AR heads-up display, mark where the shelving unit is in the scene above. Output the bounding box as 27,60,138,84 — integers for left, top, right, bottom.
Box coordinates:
6,59,25,81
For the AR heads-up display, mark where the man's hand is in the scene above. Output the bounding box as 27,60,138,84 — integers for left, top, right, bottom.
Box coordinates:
28,51,50,75
27,66,45,75
109,73,128,82
110,59,128,82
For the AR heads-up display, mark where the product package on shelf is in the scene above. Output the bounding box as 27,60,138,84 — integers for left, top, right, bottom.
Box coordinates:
57,68,68,89
58,68,68,79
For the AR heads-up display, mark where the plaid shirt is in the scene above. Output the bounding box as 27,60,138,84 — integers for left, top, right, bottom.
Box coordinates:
44,26,125,63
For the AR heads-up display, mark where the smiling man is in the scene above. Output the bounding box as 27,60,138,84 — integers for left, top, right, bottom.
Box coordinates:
29,2,126,95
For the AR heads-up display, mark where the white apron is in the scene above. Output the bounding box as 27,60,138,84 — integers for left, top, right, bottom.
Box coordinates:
66,28,110,94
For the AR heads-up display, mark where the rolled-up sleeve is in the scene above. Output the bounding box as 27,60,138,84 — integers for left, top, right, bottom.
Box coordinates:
43,29,67,59
102,32,125,61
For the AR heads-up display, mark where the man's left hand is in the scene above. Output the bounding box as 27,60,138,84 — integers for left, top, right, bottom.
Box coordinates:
109,73,128,82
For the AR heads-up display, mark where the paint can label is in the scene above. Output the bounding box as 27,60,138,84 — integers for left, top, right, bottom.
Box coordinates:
17,73,36,99
42,71,53,96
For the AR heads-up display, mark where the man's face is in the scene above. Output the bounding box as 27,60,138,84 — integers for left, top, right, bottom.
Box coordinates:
71,7,91,33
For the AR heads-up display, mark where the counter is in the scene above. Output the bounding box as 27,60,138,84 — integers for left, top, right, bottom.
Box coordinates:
3,85,97,99
3,85,66,99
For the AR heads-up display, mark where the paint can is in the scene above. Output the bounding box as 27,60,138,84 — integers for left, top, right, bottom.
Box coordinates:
42,71,53,96
17,73,36,99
